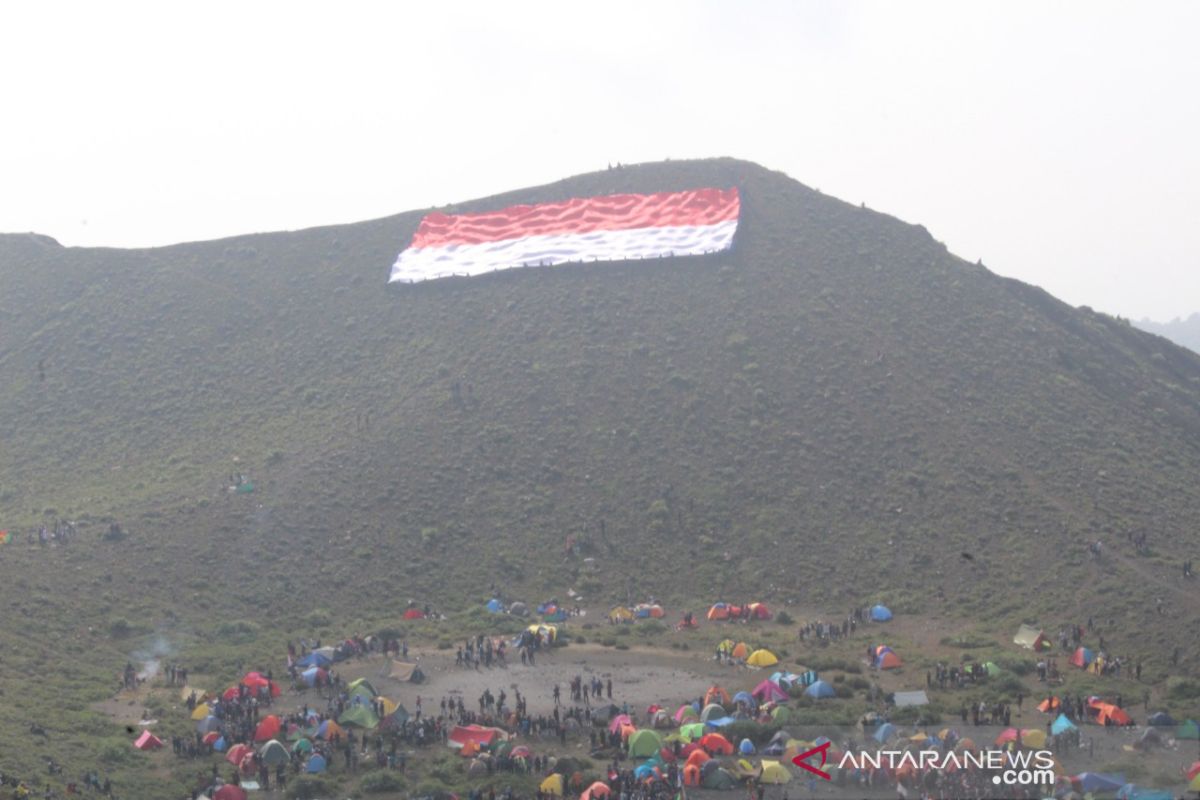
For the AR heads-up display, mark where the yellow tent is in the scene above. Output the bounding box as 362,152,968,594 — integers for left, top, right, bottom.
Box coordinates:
909,732,928,742
731,642,749,660
379,696,399,716
746,649,779,667
540,774,564,796
759,760,792,784
609,607,633,622
1188,773,1200,792
190,703,210,720
1020,729,1047,749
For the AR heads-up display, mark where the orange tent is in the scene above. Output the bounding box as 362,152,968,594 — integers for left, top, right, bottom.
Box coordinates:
1037,697,1061,713
403,608,425,620
685,749,711,768
683,764,701,786
731,642,749,660
1090,701,1132,727
707,604,730,621
700,733,734,755
877,651,902,669
705,686,731,707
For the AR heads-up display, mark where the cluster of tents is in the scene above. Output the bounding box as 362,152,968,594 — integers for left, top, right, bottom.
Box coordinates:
607,604,665,622
714,640,778,667
705,602,772,621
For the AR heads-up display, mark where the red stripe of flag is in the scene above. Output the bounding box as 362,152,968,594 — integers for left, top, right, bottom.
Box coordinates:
411,187,740,249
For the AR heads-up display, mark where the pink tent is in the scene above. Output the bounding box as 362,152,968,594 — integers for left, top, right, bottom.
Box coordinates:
133,730,163,750
751,679,788,703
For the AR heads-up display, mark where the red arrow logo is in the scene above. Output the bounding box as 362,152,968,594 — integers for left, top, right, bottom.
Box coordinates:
791,741,832,780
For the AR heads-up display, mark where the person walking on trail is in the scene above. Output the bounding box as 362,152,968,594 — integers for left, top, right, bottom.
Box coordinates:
553,685,560,705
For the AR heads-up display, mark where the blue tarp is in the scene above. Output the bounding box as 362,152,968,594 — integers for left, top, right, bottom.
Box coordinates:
706,716,736,728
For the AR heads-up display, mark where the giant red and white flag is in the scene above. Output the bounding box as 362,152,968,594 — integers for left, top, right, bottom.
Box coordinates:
389,187,739,284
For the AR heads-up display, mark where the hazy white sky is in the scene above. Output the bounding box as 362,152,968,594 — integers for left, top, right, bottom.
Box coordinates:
2,1,1197,320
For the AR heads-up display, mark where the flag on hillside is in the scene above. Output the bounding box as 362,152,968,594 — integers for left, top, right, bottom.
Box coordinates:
389,187,740,283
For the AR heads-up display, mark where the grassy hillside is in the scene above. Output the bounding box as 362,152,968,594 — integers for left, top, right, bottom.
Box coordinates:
2,158,1199,793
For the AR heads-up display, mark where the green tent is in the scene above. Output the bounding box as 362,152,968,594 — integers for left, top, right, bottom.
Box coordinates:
628,729,663,758
338,705,379,729
347,678,378,697
703,768,738,790
260,739,290,766
982,662,1002,677
770,706,791,723
1178,720,1200,740
679,723,706,741
293,738,313,754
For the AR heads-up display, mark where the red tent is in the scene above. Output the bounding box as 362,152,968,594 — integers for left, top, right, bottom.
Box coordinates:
241,671,281,697
1089,701,1132,727
403,608,425,620
213,786,248,800
226,744,251,766
254,715,282,742
133,730,163,750
747,602,772,620
448,724,504,749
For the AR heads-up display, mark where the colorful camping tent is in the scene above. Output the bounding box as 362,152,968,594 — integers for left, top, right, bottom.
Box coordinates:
1051,714,1076,735
306,754,327,773
746,649,778,667
747,602,772,620
260,739,290,766
1070,647,1095,668
759,760,792,784
1037,697,1061,713
1072,773,1126,794
1177,720,1200,739
254,715,281,742
805,680,836,699
580,781,611,800
700,703,726,723
609,606,633,622
403,608,425,620
730,642,749,660
133,731,163,750
295,652,332,669
338,705,379,729
1013,624,1051,651
385,660,425,683
347,678,377,697
1147,711,1175,727
703,767,737,790
486,598,503,613
876,651,902,669
190,703,210,720
705,686,731,706
707,603,731,621
628,729,663,758
1090,701,1132,727
212,787,247,800
870,605,893,622
700,733,734,755
448,725,505,749
540,774,564,796
752,679,787,703
226,744,251,765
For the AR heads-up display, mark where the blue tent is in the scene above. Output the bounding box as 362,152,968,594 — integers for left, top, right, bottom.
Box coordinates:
212,736,226,752
1146,711,1175,727
544,609,568,622
296,652,332,669
1117,784,1173,800
1051,714,1076,735
739,738,755,755
1074,773,1125,793
306,754,327,773
196,715,221,734
805,680,836,699
873,723,897,743
486,598,503,613
300,666,325,687
732,691,757,709
870,605,893,622
797,670,819,686
633,763,659,780
706,716,736,728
